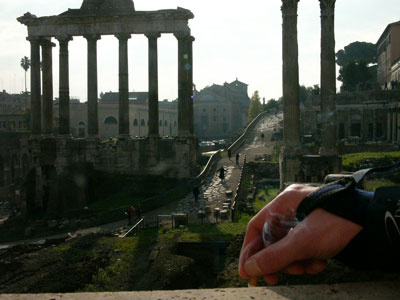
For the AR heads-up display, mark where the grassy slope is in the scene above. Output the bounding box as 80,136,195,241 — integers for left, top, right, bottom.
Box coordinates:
342,151,400,171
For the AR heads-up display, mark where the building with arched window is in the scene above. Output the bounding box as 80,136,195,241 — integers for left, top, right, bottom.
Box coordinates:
193,79,250,139
53,92,179,139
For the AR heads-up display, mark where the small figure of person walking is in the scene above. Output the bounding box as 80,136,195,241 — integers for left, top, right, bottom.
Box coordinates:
193,185,200,203
236,153,240,165
261,132,264,140
219,166,225,182
228,148,232,160
126,205,135,226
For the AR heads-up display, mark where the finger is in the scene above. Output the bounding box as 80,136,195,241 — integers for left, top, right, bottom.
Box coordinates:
244,237,299,277
239,236,264,278
264,273,279,285
282,262,306,275
282,259,328,275
305,259,328,274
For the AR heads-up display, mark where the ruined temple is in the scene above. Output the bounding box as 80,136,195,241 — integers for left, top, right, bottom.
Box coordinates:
15,0,198,213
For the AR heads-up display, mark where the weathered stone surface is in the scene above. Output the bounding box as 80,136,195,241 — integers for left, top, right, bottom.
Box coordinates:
319,0,337,156
18,9,193,36
1,281,399,299
281,0,301,154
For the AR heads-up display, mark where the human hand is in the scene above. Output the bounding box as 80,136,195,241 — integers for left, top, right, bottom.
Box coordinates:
239,184,363,285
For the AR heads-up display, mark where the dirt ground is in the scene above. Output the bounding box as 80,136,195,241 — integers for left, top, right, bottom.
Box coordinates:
1,230,400,293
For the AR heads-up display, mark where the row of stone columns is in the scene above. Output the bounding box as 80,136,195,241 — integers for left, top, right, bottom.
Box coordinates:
387,109,400,143
27,32,194,139
281,0,337,155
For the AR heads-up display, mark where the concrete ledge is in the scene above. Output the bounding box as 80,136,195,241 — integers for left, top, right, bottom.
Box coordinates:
1,281,399,300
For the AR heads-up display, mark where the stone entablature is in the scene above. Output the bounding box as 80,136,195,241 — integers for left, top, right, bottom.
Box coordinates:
18,10,193,37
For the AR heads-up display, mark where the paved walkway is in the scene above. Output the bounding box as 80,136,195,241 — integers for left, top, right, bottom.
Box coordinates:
0,112,283,248
241,112,282,161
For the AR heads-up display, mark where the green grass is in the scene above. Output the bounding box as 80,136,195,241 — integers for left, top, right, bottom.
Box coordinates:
175,222,248,242
342,151,400,171
254,188,279,212
363,179,397,192
174,187,280,243
82,229,158,292
272,143,282,163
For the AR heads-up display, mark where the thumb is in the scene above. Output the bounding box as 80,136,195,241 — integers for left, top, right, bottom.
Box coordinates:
244,237,299,276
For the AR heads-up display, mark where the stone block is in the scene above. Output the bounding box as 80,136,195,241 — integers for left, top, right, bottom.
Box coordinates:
24,227,34,237
220,209,229,219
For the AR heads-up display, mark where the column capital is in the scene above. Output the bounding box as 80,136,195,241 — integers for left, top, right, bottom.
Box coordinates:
174,31,190,40
84,34,101,41
281,0,299,16
320,0,335,17
145,32,161,40
40,38,56,48
55,35,73,44
26,36,41,43
115,33,131,40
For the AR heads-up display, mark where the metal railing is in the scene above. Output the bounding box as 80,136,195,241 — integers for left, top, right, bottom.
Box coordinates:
120,217,145,238
228,111,270,154
231,155,247,220
192,150,221,186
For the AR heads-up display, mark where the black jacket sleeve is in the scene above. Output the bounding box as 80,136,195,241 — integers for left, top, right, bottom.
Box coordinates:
298,183,400,270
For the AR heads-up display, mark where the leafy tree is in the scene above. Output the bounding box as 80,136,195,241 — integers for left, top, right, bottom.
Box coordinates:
336,41,377,91
248,90,262,121
299,85,309,104
264,98,278,111
299,84,319,104
20,56,30,93
336,41,377,67
338,60,373,91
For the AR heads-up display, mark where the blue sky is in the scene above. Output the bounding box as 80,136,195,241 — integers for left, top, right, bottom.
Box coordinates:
0,0,399,102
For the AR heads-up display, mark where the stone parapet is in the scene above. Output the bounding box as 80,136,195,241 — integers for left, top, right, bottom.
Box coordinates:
280,150,342,189
44,136,198,179
1,281,399,300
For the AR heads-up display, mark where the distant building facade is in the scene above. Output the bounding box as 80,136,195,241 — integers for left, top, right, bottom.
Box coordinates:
0,90,29,132
193,79,250,140
54,91,178,140
301,90,400,144
377,21,400,88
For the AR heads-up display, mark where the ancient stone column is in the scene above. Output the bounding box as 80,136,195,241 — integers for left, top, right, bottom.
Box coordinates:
146,33,161,137
281,0,301,153
116,33,131,138
41,38,55,136
188,36,195,135
393,109,398,143
319,0,337,155
397,110,400,143
84,34,101,138
372,109,377,141
27,36,42,136
387,110,392,142
175,32,194,137
56,35,72,135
